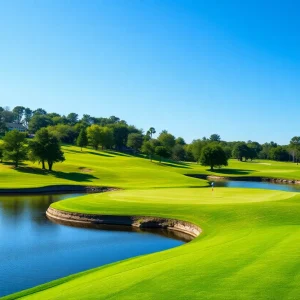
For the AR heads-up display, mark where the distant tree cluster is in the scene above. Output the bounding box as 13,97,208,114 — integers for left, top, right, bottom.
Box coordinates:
0,128,64,170
1,105,299,171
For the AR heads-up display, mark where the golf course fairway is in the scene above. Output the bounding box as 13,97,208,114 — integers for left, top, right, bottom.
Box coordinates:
2,146,300,299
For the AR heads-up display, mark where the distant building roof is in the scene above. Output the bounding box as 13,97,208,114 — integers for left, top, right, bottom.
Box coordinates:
6,123,27,131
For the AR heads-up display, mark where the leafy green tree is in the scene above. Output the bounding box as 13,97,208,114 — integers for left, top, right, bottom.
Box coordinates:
158,130,175,152
127,133,143,153
142,140,155,161
0,144,3,162
247,141,262,158
29,128,65,171
290,136,300,163
3,130,27,167
0,122,7,134
0,109,14,123
175,137,186,145
77,129,88,151
28,115,53,133
67,113,79,125
190,139,208,162
87,124,102,150
232,142,249,161
155,146,169,163
100,127,114,149
209,134,221,142
12,106,25,123
200,144,228,171
269,146,289,162
48,124,78,144
81,114,93,126
24,108,33,128
172,144,186,161
111,123,129,150
33,108,47,115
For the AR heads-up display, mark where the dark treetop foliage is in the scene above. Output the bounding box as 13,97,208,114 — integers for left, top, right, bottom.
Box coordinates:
3,130,27,167
29,128,65,171
77,128,88,151
200,144,228,171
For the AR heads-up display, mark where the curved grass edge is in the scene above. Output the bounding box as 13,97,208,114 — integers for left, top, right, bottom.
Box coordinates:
46,207,202,238
0,185,118,195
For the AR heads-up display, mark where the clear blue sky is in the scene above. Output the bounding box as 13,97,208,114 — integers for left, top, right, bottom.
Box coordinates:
1,0,300,144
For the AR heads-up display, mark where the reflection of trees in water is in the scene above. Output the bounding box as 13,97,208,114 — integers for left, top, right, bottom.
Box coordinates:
0,194,78,227
0,197,26,218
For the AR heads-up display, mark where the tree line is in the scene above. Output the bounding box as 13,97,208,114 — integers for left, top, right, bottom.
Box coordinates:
1,106,300,171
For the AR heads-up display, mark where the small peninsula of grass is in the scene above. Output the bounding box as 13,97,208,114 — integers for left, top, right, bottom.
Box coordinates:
2,146,300,299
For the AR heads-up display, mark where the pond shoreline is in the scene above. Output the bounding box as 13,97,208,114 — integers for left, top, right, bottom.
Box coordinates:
185,174,300,185
46,207,201,239
0,185,117,195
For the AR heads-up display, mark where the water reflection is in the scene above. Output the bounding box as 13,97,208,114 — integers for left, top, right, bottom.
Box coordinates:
0,193,185,297
210,180,300,192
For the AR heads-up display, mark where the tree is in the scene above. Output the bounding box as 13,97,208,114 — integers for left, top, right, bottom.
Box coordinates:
155,146,169,163
12,106,25,123
76,129,88,151
127,133,143,153
142,141,155,161
269,146,289,162
33,108,47,115
172,144,186,161
24,108,33,128
158,130,175,152
87,125,102,150
248,141,262,158
290,136,300,163
146,127,156,139
175,137,186,145
111,123,129,150
28,114,53,133
0,109,14,123
0,144,3,162
29,128,65,171
209,134,221,142
232,142,249,161
200,144,228,171
48,124,78,144
67,113,79,125
3,130,27,167
100,127,114,149
190,139,208,162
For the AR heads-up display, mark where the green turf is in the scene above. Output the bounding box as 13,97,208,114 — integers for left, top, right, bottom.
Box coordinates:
2,146,300,299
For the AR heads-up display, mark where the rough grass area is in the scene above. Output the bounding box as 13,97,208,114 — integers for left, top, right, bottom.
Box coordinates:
2,146,300,299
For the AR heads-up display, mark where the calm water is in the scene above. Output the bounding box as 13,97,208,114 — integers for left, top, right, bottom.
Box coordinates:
211,180,300,192
0,194,185,297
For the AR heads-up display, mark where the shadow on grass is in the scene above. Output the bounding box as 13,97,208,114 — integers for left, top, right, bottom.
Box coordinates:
16,167,98,182
210,168,253,175
87,151,115,157
52,171,98,182
153,161,191,169
104,151,131,157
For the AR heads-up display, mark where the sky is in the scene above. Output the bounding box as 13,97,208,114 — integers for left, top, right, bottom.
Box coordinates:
1,0,300,144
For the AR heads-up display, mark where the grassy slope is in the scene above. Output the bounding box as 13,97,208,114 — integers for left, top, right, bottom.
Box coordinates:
2,146,300,299
2,146,300,189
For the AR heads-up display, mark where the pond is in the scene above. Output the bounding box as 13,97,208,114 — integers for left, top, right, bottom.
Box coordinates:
0,194,186,297
210,180,300,192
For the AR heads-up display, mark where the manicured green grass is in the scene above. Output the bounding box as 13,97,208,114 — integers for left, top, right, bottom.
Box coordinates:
4,188,300,300
2,146,300,299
